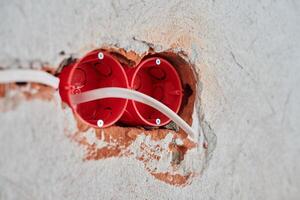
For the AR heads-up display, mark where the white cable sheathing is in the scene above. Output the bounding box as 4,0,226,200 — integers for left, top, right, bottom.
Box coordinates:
0,69,202,144
0,69,59,89
71,87,202,143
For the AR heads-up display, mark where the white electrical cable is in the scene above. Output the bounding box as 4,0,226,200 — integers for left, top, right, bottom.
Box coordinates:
0,69,202,144
71,87,201,143
0,69,59,89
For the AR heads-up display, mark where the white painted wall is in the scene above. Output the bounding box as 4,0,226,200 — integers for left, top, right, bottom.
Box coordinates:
0,0,299,199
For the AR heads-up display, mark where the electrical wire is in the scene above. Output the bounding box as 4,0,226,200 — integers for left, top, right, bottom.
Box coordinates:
71,87,201,143
0,69,59,89
0,69,202,144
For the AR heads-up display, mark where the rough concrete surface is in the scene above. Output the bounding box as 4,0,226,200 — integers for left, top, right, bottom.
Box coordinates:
0,0,300,199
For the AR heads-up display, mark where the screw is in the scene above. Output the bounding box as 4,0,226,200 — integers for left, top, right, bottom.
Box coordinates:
72,88,81,94
98,52,104,60
97,119,104,127
155,118,161,125
155,58,161,65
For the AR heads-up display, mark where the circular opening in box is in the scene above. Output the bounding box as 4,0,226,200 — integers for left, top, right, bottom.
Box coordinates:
68,50,128,127
131,57,183,126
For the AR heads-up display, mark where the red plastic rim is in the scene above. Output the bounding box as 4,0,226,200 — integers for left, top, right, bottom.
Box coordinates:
66,50,129,128
131,57,183,126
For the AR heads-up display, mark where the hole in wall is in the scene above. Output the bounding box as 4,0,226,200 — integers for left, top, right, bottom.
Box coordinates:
0,45,215,187
15,82,28,86
59,47,197,136
57,46,208,186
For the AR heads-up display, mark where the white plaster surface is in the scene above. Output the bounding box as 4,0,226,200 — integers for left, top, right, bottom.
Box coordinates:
0,0,299,199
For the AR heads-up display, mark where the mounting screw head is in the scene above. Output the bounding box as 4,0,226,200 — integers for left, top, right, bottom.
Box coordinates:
98,52,104,60
155,118,161,125
72,88,81,94
155,58,161,65
97,119,104,127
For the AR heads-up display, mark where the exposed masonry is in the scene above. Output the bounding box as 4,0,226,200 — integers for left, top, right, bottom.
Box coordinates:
0,46,216,186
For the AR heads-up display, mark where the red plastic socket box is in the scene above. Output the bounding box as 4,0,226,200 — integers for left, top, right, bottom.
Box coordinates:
120,57,183,126
59,50,128,128
59,49,183,128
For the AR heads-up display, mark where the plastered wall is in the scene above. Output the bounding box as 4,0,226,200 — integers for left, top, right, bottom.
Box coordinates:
0,0,299,199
